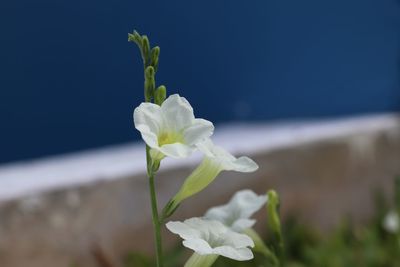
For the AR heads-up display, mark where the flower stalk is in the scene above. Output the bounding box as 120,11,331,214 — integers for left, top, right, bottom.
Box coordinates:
148,163,163,267
129,30,164,267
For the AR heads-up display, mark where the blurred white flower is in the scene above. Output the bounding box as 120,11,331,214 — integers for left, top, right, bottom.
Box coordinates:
133,94,214,159
383,210,399,233
164,139,258,217
166,217,254,261
205,189,267,232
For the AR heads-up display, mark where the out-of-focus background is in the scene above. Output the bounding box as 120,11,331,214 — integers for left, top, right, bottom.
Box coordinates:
0,1,399,267
1,0,399,164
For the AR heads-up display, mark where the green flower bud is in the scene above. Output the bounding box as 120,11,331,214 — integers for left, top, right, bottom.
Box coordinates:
154,85,166,105
142,35,150,66
151,46,160,72
266,190,284,261
128,30,148,67
128,30,142,45
144,66,155,101
267,190,281,232
145,65,154,78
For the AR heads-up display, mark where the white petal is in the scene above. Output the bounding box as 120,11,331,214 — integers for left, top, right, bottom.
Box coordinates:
231,190,268,219
183,119,214,145
183,239,213,255
167,218,254,261
158,143,194,158
196,139,228,158
133,102,164,148
223,231,255,248
204,207,230,225
213,246,254,261
223,156,259,172
197,139,259,173
161,94,195,131
184,217,227,234
165,221,201,240
137,130,159,148
231,219,256,232
205,190,267,231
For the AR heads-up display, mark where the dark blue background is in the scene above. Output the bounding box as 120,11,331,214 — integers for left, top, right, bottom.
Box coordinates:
0,0,399,164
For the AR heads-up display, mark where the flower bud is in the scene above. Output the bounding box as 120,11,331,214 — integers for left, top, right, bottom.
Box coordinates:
154,85,166,105
144,66,155,101
267,190,281,232
142,35,150,66
266,190,284,260
128,30,142,45
151,46,160,72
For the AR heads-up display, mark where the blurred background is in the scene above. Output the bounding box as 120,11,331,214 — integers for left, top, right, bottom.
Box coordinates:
1,0,399,164
1,1,400,267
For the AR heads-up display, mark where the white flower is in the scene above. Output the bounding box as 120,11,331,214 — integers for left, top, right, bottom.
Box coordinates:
133,94,214,159
383,210,399,233
166,217,254,261
205,190,267,232
164,139,258,217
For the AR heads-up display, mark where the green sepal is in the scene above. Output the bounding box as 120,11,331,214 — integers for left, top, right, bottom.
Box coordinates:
161,199,180,222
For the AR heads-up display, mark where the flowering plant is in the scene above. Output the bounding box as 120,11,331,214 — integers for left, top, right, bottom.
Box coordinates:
128,31,283,267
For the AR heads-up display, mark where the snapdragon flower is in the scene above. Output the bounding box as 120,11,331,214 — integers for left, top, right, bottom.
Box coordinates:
205,189,267,232
134,94,214,160
164,139,258,217
166,217,254,264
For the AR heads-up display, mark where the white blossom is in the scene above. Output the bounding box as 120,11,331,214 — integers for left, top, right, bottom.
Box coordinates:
166,217,254,261
133,94,214,159
205,189,267,232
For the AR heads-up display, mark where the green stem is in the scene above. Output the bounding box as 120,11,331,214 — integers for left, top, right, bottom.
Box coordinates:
148,156,163,267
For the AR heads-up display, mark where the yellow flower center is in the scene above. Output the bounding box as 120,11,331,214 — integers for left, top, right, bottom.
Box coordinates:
158,131,184,146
